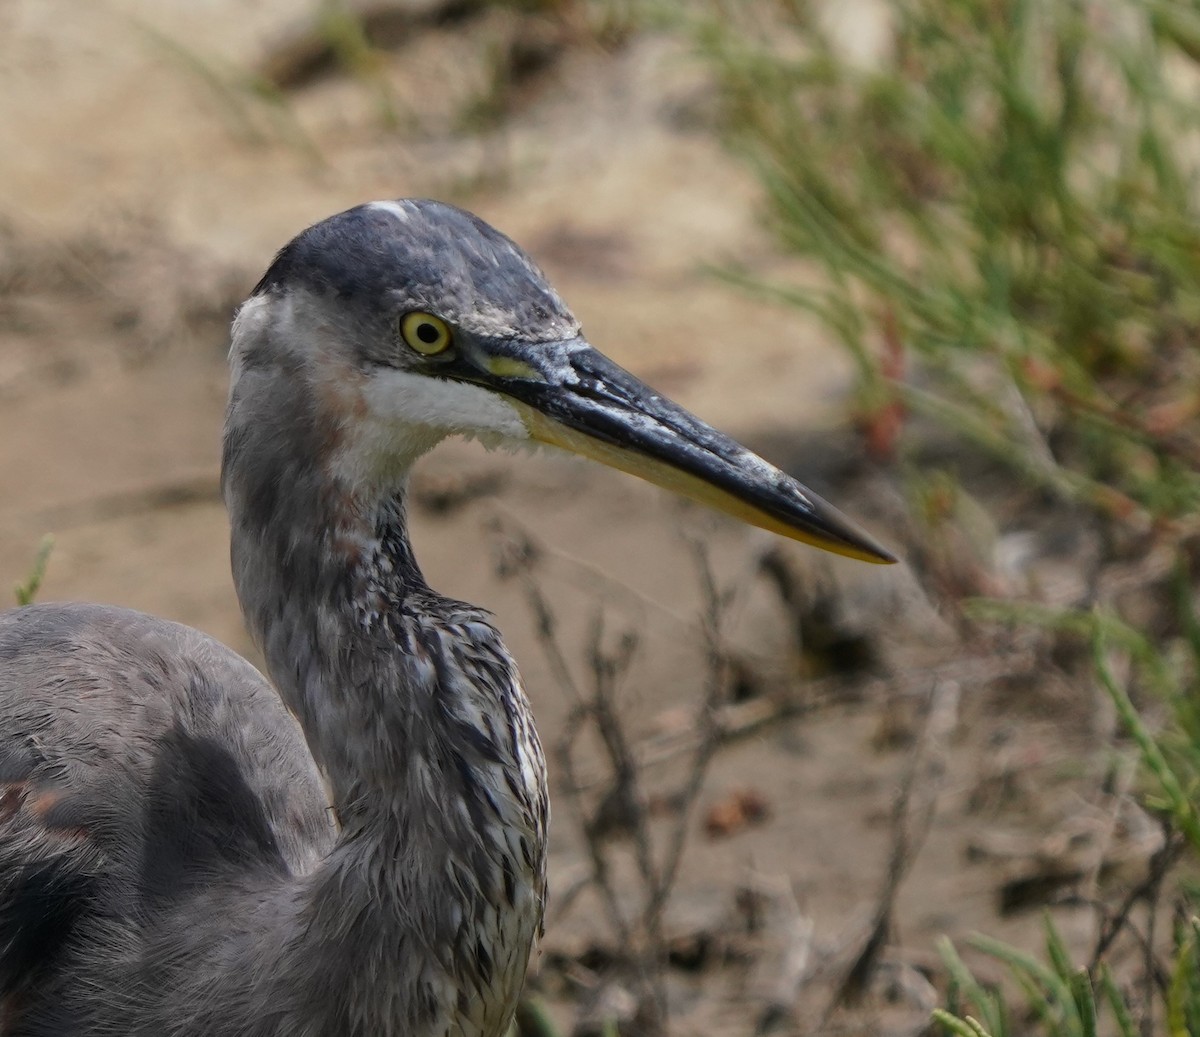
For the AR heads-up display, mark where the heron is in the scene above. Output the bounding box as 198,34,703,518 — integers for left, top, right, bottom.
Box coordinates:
0,199,893,1037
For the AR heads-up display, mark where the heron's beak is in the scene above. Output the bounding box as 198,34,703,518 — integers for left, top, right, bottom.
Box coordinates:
467,337,895,564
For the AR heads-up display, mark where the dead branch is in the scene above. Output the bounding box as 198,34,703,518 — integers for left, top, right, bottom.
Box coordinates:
490,519,735,1036
822,677,958,1021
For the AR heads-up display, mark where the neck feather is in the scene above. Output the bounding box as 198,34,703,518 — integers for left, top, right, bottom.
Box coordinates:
221,362,547,1036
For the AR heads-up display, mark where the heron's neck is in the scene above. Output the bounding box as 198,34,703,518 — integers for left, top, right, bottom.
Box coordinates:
225,449,546,1035
228,460,429,801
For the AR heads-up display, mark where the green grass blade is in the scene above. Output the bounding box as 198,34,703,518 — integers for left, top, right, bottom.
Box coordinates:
13,535,54,607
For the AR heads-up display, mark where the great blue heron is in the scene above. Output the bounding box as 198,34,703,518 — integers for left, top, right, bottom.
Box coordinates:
0,200,893,1037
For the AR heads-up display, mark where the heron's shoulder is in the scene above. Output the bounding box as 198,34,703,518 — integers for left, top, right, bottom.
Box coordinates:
0,602,333,878
0,601,260,683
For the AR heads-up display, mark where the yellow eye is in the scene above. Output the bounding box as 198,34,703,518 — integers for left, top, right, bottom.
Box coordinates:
400,312,453,355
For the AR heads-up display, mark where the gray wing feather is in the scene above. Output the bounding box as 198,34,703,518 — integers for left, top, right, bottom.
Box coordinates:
0,602,334,1019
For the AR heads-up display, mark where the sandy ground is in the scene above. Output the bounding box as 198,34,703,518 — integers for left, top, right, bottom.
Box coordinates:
0,3,1158,1034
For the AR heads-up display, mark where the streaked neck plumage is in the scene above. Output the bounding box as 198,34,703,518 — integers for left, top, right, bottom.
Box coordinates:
220,295,548,1037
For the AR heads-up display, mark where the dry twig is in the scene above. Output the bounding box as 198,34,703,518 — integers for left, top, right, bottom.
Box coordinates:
818,678,958,1026
489,520,735,1035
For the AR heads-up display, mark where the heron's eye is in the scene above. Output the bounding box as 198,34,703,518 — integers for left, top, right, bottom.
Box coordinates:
400,312,453,356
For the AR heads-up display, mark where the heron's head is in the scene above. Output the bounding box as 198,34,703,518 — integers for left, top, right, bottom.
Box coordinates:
228,199,893,563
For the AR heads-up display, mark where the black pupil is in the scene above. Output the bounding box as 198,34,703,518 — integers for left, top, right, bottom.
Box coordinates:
416,322,441,345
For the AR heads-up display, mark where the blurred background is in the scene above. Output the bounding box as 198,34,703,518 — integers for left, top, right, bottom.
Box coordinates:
3,1,1198,1034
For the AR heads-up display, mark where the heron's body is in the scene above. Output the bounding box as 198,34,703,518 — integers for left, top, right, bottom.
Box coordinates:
0,200,891,1036
0,505,545,1037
